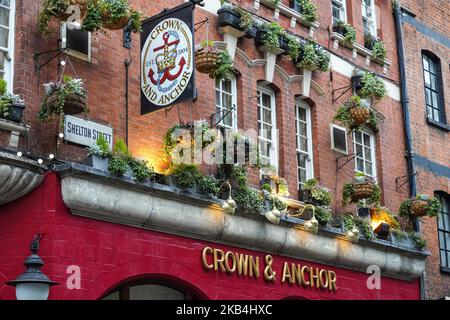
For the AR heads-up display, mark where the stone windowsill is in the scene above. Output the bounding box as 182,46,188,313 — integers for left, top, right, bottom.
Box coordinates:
56,162,429,281
330,32,392,68
256,0,320,29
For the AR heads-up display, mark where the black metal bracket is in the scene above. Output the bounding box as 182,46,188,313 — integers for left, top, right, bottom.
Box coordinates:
336,152,361,171
34,45,67,72
395,171,419,192
332,84,354,103
194,17,209,33
123,22,132,49
190,0,205,7
210,104,237,128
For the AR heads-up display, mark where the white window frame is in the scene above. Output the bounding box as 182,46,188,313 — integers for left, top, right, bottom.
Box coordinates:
296,100,314,188
61,22,92,63
215,77,237,131
257,85,278,173
331,0,347,25
353,129,377,178
361,0,377,37
0,0,15,91
330,124,348,155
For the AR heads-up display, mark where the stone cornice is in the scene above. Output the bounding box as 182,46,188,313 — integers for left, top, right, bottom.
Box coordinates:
57,163,429,281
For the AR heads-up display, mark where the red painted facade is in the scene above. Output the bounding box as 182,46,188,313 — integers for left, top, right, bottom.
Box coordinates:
0,173,420,300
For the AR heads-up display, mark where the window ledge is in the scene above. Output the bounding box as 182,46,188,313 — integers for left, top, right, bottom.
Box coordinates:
255,0,320,31
441,266,450,274
426,117,450,131
330,32,392,68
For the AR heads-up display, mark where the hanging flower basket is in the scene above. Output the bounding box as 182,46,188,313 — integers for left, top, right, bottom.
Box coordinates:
195,49,219,74
411,200,429,217
102,11,130,30
350,107,371,125
352,181,375,201
47,92,86,115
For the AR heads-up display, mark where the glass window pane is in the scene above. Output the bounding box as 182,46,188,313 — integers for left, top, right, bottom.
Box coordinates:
299,123,307,137
438,212,444,229
357,158,364,172
0,7,10,27
0,26,8,48
423,57,429,71
439,231,445,249
431,92,438,108
215,90,221,106
264,108,271,123
355,131,362,143
424,71,431,87
447,251,450,268
298,107,306,121
429,59,436,73
299,169,306,183
222,93,231,108
430,74,437,90
262,93,271,108
102,291,120,300
441,250,447,267
298,153,306,168
366,161,373,176
363,134,371,147
222,79,231,92
355,143,363,156
299,137,308,152
364,147,372,160
433,108,440,122
425,88,432,105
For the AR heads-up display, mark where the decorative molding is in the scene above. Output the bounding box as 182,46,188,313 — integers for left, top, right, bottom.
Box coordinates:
0,151,46,205
57,163,429,282
0,118,30,149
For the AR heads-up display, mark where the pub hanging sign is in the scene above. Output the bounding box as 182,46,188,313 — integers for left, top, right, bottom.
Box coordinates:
141,2,196,115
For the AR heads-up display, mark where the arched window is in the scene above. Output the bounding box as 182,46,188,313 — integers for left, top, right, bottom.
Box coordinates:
257,84,278,172
436,192,450,272
101,278,205,300
422,51,446,125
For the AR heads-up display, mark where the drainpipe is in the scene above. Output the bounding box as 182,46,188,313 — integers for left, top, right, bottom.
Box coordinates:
393,2,425,300
124,58,132,146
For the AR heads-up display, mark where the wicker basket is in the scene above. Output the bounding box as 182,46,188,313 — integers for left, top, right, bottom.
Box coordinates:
352,182,374,201
350,107,371,125
102,11,130,30
59,0,88,21
47,92,86,115
195,50,219,74
411,200,429,217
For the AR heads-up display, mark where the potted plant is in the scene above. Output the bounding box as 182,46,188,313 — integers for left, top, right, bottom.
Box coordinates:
334,95,378,131
217,2,243,32
170,164,201,193
0,80,26,123
372,40,387,61
209,50,234,80
333,20,356,45
255,22,286,54
296,0,317,23
390,229,413,248
342,214,360,242
301,178,332,207
128,158,156,183
355,217,375,240
38,76,88,123
399,194,441,222
359,72,387,101
38,0,88,34
342,173,381,206
107,138,132,177
295,43,330,72
315,206,333,226
84,135,111,171
197,175,219,198
409,232,427,250
195,40,220,75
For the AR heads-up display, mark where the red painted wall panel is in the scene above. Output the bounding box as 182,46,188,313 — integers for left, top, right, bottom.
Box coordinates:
0,173,420,300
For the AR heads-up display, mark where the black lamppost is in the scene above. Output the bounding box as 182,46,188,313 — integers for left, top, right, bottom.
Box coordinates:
6,234,58,300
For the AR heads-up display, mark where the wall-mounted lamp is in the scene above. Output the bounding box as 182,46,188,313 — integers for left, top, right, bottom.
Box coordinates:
346,227,360,243
290,204,319,234
219,182,236,215
6,235,58,300
265,196,281,225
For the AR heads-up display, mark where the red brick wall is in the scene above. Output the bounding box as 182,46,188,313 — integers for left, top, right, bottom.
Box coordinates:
400,0,450,300
0,173,421,300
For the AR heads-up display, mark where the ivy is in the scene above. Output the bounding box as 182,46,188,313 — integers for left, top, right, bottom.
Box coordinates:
360,72,387,101
211,50,234,80
372,40,387,61
297,0,317,22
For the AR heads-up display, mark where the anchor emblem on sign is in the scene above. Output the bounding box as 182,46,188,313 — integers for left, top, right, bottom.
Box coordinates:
149,31,186,86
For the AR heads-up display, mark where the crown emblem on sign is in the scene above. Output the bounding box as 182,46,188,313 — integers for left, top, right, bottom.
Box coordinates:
156,45,177,73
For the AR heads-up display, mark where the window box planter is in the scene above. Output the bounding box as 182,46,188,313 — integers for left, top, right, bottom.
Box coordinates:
332,24,345,35
279,36,290,55
245,24,258,38
81,155,110,172
255,29,285,54
351,74,364,91
218,7,243,32
391,232,413,249
7,103,25,123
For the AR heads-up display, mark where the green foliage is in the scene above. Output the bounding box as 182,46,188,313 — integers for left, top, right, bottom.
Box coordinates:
423,195,441,218
342,183,354,206
409,232,426,250
113,138,130,158
267,0,280,7
260,22,285,52
315,206,332,226
235,186,263,214
399,195,441,223
342,176,380,206
211,50,234,80
197,175,219,196
372,40,387,61
38,77,88,122
129,9,143,33
297,43,330,72
360,72,387,101
391,228,407,240
108,156,128,176
399,199,413,221
38,0,70,35
303,178,331,206
335,20,356,45
171,164,200,189
82,0,103,32
0,79,7,96
286,34,301,61
297,0,317,22
355,217,375,240
235,7,253,32
334,95,378,131
128,158,156,182
89,135,110,157
342,214,356,231
261,183,272,193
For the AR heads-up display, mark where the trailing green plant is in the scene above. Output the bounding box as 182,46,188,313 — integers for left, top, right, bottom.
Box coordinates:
108,156,128,176
259,22,285,52
303,178,331,206
286,34,301,61
355,217,375,240
38,76,88,123
296,43,330,72
38,0,71,35
334,95,378,131
315,206,333,226
391,228,408,241
372,40,387,61
235,186,264,214
88,135,111,157
211,50,234,80
235,7,253,32
102,0,142,33
359,72,387,101
197,175,219,196
170,164,200,189
0,79,7,96
128,158,156,182
335,20,356,45
342,214,356,231
128,7,143,33
409,232,426,250
297,0,317,22
81,0,103,32
0,79,25,120
342,173,381,206
399,195,441,223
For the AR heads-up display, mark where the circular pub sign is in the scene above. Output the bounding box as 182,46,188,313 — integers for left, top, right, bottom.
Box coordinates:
141,17,193,109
